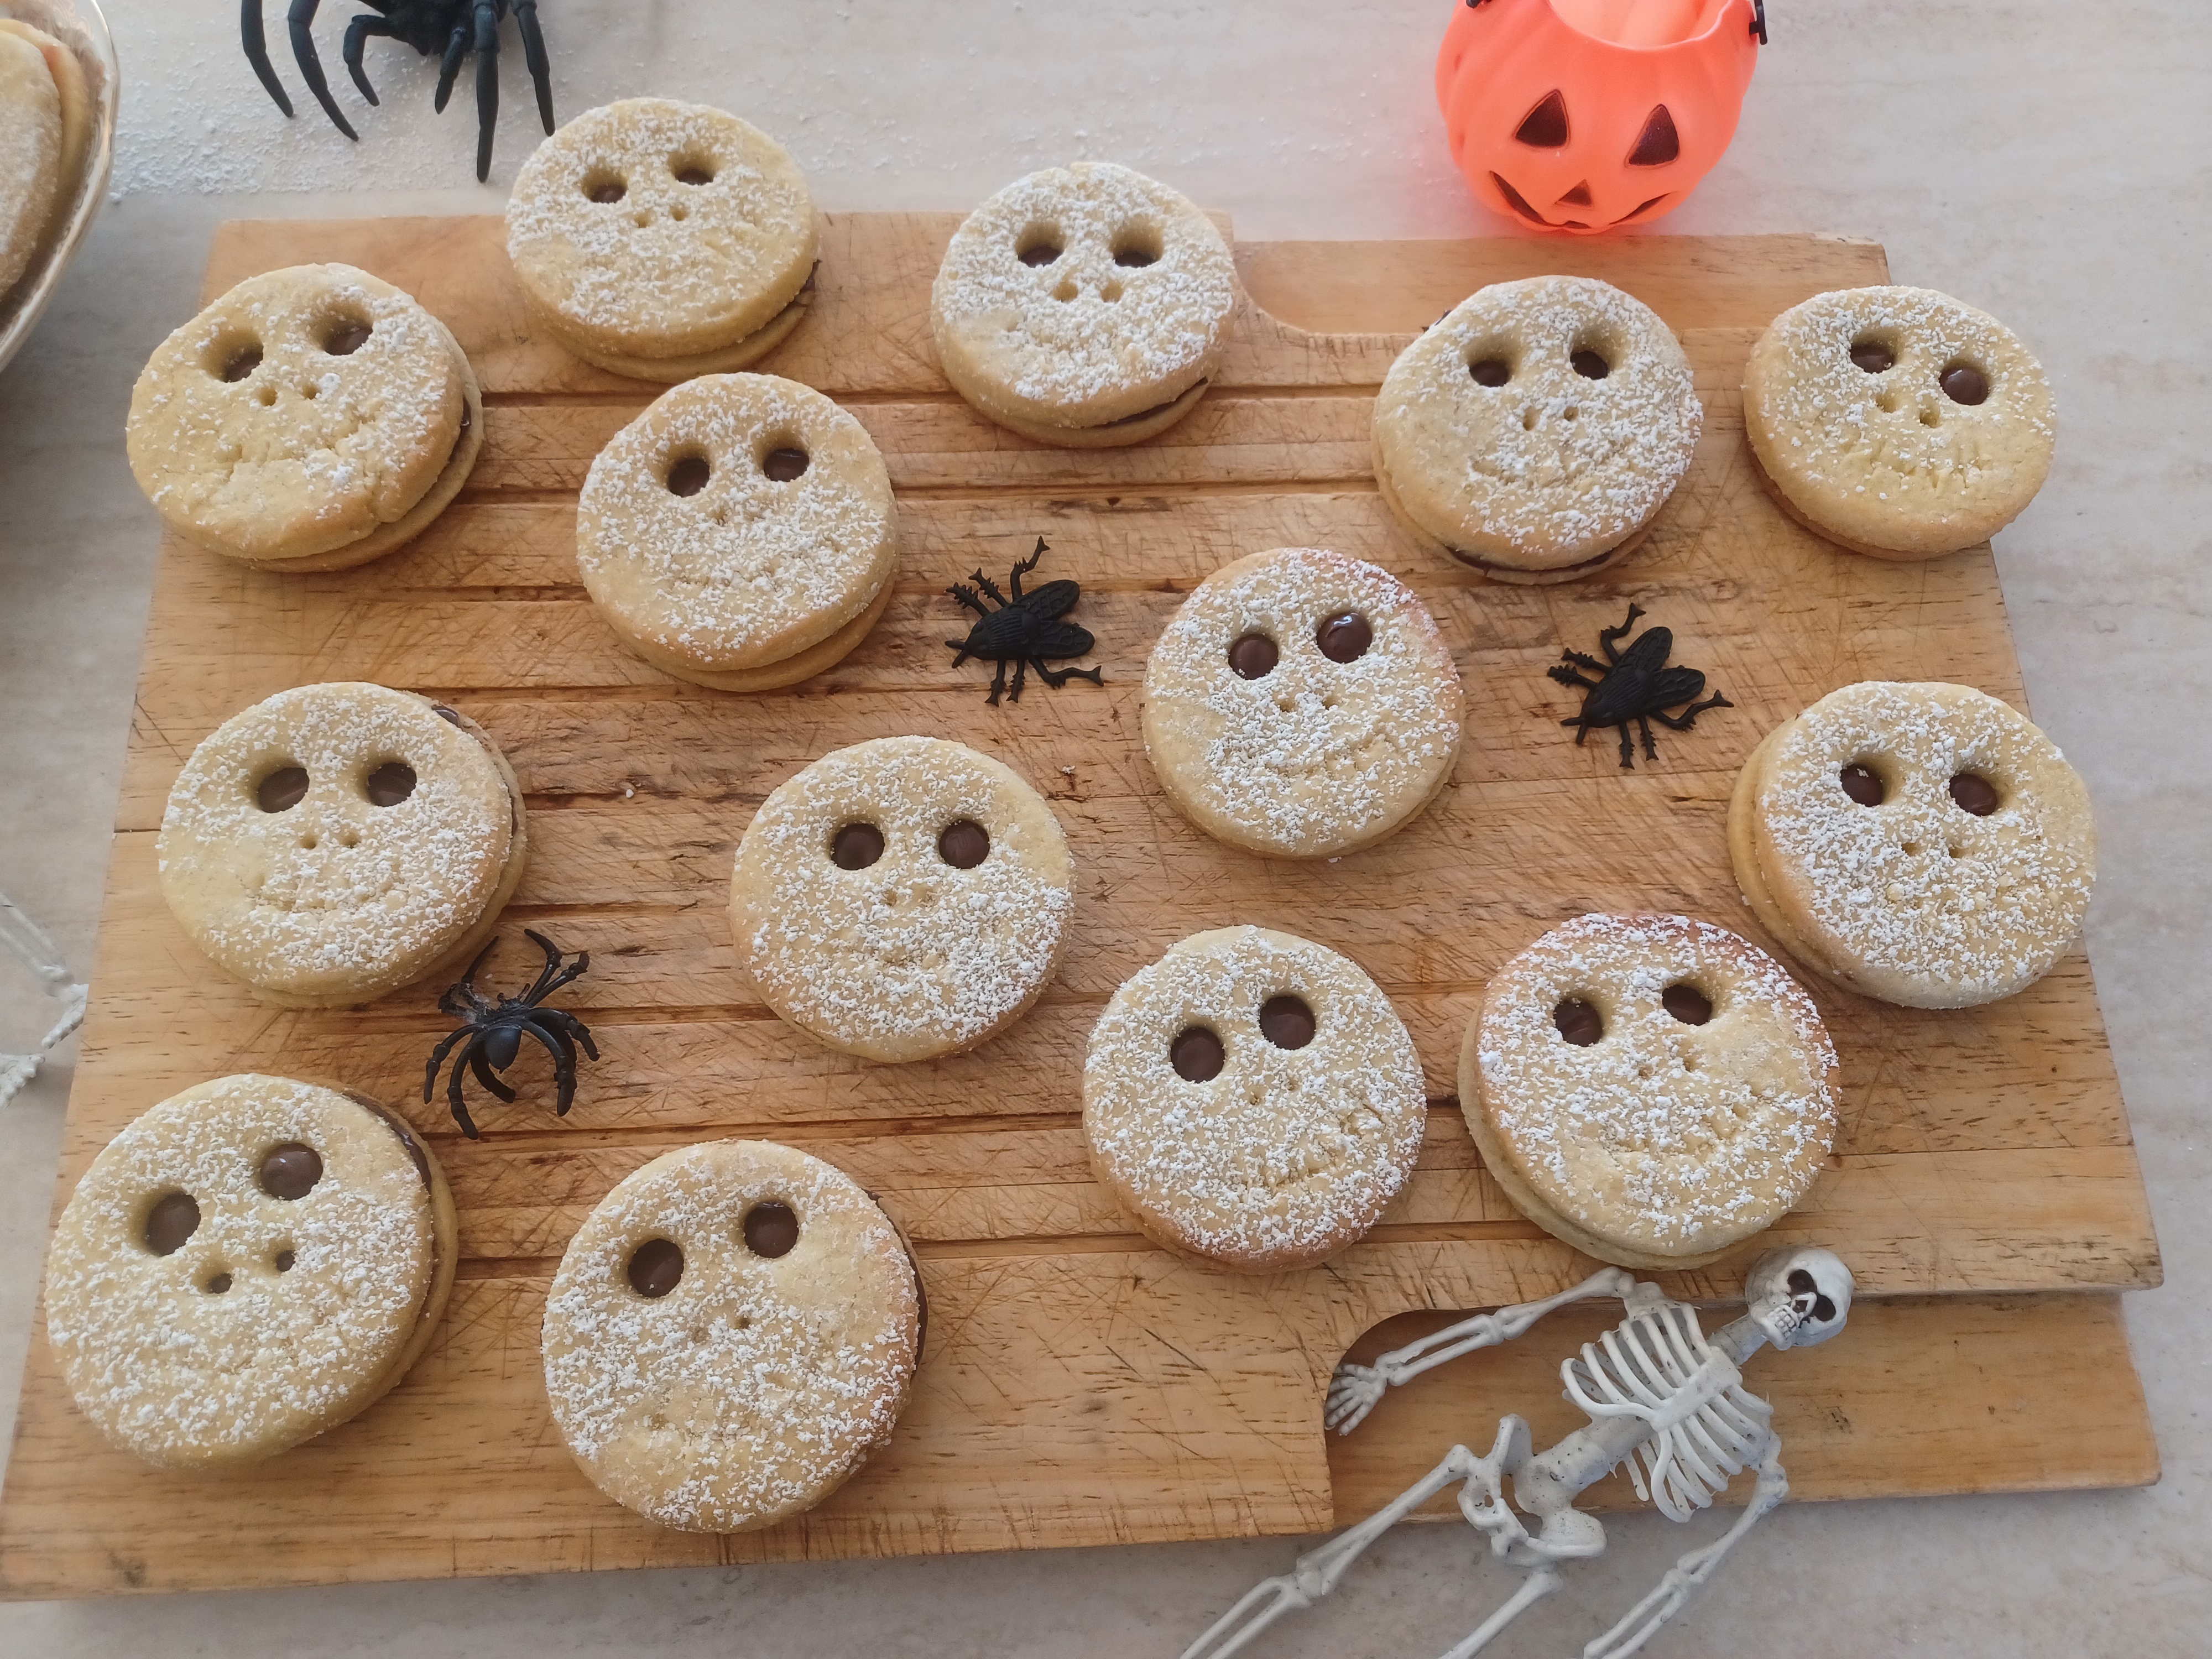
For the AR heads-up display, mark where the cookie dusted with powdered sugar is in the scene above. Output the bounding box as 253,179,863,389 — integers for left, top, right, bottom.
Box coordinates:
1141,547,1463,859
158,684,527,1009
1372,275,1701,583
506,99,818,382
729,737,1074,1062
1745,286,2056,560
0,27,61,301
126,265,481,571
1728,681,2095,1008
43,1075,456,1469
1083,926,1426,1273
1463,914,1837,1270
542,1139,921,1532
931,161,1237,447
577,373,898,691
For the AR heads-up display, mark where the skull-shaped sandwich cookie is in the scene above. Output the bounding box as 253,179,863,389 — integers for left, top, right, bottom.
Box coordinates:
158,683,528,1009
1142,547,1464,858
542,1139,922,1531
1728,681,2096,1007
126,264,482,571
1084,927,1427,1272
729,737,1075,1062
931,161,1238,447
577,373,898,690
1372,276,1702,583
1464,913,1838,1270
43,1074,457,1468
507,99,818,382
1745,287,2056,560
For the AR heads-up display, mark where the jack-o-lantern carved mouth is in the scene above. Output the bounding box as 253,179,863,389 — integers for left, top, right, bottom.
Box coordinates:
1489,172,1673,231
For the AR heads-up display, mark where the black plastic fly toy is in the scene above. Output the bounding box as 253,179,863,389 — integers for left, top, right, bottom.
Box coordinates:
422,930,598,1139
244,0,555,182
1547,604,1732,769
945,538,1105,706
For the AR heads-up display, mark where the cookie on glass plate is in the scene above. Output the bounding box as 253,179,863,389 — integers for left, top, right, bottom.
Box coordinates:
0,27,61,301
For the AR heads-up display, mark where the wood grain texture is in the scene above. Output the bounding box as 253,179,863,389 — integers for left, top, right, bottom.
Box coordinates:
0,217,2159,1599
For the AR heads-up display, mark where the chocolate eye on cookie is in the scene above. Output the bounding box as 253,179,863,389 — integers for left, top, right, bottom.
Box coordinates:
1745,286,2056,560
1083,926,1426,1274
1372,275,1703,585
44,1075,455,1469
931,161,1239,448
1142,547,1464,859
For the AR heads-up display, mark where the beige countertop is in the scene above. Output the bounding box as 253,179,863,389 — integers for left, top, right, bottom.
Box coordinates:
1,2,2203,1653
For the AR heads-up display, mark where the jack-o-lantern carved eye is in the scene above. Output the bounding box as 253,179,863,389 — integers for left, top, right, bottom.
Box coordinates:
1628,106,1681,168
1514,90,1569,148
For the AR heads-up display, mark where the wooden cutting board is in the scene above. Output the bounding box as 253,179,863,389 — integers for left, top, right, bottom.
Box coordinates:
0,217,2160,1598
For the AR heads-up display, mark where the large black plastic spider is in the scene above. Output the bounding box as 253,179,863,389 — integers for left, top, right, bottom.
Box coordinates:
243,0,555,182
422,930,598,1139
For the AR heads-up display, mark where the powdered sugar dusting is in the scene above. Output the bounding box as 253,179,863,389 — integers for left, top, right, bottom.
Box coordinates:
541,1140,919,1532
1475,914,1837,1258
1083,926,1426,1269
1374,275,1700,567
1141,547,1463,857
43,1075,438,1467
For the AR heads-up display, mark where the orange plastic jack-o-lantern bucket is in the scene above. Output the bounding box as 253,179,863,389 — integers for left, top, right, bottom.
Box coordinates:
1438,0,1765,233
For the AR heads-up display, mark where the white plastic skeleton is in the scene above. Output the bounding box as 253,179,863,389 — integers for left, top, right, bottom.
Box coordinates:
1181,1246,1855,1659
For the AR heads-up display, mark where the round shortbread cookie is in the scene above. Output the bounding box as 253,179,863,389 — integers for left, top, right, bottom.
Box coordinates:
158,684,527,1009
1727,681,2095,1008
126,264,475,566
43,1074,456,1469
1141,547,1464,858
541,1139,921,1532
1084,926,1426,1272
1745,287,2056,560
0,27,61,299
931,161,1237,444
729,737,1075,1062
577,373,898,684
1463,914,1837,1270
1372,276,1702,583
507,99,818,373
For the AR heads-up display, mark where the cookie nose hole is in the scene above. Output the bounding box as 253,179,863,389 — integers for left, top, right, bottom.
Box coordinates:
273,1248,296,1272
1052,278,1078,302
626,1237,684,1298
256,385,277,406
255,765,310,813
1570,348,1609,380
672,156,715,186
365,762,416,806
259,1142,324,1200
1228,633,1279,680
1849,340,1895,374
937,819,990,869
1170,1026,1224,1082
1552,998,1603,1046
670,204,689,222
1940,363,1989,405
1948,772,2001,815
831,822,884,870
1838,762,1886,806
1100,279,1124,304
1661,984,1713,1025
583,171,627,204
202,1271,233,1295
1110,226,1161,268
1259,995,1316,1051
761,445,810,482
1468,358,1510,387
1919,408,1941,426
321,319,372,356
1521,408,1539,431
1016,225,1062,266
666,453,711,496
300,381,320,400
1875,388,1900,414
144,1191,200,1255
1315,612,1372,664
743,1202,800,1259
215,342,262,382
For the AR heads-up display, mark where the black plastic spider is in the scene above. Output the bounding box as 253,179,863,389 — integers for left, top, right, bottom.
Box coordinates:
244,0,555,182
422,930,598,1139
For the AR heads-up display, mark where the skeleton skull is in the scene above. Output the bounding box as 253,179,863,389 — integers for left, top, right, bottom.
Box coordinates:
1743,1245,1854,1349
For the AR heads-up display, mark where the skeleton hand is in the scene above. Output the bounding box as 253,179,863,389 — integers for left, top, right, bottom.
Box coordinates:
1324,1363,1387,1434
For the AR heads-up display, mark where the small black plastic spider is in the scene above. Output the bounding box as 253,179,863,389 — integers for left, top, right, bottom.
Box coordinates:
1547,603,1733,770
244,0,555,182
945,538,1105,706
422,929,598,1139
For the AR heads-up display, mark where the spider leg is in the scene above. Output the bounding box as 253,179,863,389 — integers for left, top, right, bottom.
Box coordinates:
243,0,295,116
1009,538,1047,599
536,1008,600,1062
1006,657,1030,702
434,17,468,112
471,0,500,181
1650,692,1734,731
446,1041,482,1139
969,571,1011,608
286,0,360,140
1599,603,1646,664
1029,659,1103,689
986,658,1008,706
1548,665,1604,691
1618,722,1636,769
468,1047,519,1104
422,1025,473,1103
519,928,565,1002
513,0,554,134
341,13,395,105
514,1019,576,1116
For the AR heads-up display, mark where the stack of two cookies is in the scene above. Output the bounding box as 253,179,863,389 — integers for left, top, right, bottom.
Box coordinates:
0,17,91,307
